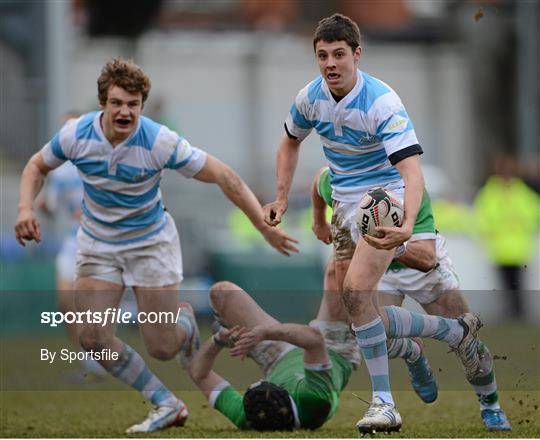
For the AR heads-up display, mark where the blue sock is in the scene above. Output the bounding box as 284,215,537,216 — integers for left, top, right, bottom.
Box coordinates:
177,309,194,343
387,338,421,363
352,317,394,405
384,306,463,347
109,344,181,408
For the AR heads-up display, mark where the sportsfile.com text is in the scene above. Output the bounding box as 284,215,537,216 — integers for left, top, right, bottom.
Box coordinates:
40,307,183,327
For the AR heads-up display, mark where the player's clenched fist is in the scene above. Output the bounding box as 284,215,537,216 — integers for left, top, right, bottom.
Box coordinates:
312,220,332,245
14,207,41,246
263,200,287,226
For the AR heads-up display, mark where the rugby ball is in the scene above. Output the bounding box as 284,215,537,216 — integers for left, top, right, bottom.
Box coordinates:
355,187,403,238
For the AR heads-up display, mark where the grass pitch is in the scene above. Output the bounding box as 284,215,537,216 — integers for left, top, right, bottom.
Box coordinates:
1,390,538,437
1,322,539,437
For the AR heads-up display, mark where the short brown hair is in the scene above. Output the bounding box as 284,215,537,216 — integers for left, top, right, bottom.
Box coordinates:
97,58,151,105
313,13,361,52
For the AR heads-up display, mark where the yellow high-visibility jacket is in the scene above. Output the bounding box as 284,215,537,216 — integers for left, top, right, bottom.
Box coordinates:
474,176,539,265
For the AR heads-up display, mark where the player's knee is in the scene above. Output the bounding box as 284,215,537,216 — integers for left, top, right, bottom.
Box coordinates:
210,280,239,294
209,281,239,309
78,328,112,352
341,286,356,313
146,344,177,361
342,284,371,313
433,290,469,317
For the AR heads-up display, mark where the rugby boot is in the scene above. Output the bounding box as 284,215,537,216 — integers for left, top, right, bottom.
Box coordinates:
451,313,483,380
356,396,402,435
126,403,188,433
405,338,438,403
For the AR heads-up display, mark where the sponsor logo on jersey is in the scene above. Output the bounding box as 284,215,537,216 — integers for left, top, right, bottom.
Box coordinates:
359,134,377,144
134,170,147,182
383,115,408,134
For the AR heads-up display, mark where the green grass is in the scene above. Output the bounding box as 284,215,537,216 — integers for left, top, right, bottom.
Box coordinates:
1,322,539,437
1,390,538,437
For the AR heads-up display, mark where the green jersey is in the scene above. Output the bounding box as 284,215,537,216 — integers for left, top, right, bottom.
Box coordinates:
317,167,436,270
213,348,352,429
317,167,334,208
387,189,435,270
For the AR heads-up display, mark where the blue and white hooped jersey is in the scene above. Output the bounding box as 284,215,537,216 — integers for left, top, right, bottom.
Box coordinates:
41,111,207,245
46,161,84,237
285,70,421,203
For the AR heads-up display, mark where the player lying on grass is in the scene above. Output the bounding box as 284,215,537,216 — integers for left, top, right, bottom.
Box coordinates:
188,280,359,430
14,58,298,434
312,166,512,431
188,281,485,432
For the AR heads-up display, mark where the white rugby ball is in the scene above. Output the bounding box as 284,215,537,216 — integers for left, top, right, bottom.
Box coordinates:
355,187,403,238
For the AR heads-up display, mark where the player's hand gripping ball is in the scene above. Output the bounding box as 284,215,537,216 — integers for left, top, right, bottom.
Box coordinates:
355,187,403,238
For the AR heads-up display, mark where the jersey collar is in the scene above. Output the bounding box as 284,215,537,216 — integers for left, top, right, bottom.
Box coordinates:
322,69,364,107
94,111,142,149
289,395,301,428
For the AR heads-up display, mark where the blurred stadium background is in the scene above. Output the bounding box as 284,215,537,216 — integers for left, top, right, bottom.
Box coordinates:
0,1,539,437
1,0,538,318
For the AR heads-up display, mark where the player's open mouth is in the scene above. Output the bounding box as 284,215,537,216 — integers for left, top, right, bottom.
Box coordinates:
327,73,340,82
115,119,131,127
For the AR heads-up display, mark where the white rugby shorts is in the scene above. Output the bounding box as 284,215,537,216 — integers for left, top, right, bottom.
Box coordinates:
75,212,183,287
378,234,460,304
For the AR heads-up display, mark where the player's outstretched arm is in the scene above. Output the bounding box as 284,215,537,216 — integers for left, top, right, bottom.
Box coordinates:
395,154,424,232
311,168,332,245
230,323,329,366
188,326,241,398
187,337,223,398
263,134,302,226
15,152,53,246
193,155,299,256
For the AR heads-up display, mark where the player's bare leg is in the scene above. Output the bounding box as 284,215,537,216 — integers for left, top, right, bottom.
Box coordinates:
134,284,199,368
209,281,295,375
343,240,402,434
315,258,348,322
332,256,438,405
75,277,186,433
311,258,362,368
422,289,470,317
343,237,394,329
57,279,105,380
57,279,79,346
209,281,281,329
75,277,126,368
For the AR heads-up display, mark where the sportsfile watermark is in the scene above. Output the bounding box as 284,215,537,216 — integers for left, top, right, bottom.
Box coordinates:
40,307,183,327
0,290,538,392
